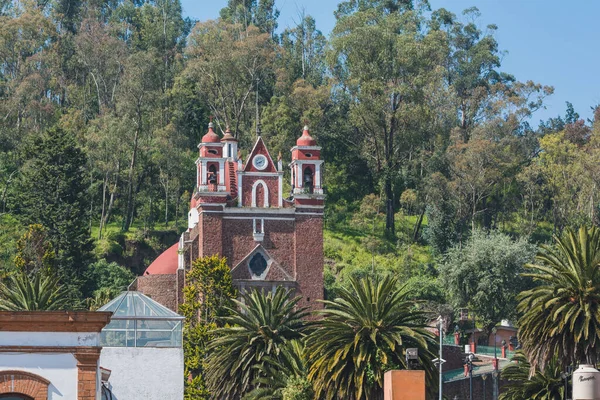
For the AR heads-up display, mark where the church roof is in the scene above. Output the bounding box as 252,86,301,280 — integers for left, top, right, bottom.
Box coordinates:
201,122,221,143
296,126,317,146
144,243,178,275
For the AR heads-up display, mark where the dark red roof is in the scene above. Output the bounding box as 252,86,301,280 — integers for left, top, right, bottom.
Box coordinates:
144,243,178,275
201,123,220,143
297,126,317,146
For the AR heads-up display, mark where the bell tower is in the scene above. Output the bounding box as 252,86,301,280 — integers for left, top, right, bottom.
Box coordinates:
197,122,227,193
290,126,324,204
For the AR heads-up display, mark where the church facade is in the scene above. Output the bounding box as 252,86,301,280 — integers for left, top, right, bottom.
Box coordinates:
134,123,325,312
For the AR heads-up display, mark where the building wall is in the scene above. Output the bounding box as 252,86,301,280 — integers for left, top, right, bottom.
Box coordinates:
136,274,178,311
0,353,78,399
222,217,296,275
100,347,184,400
294,213,324,312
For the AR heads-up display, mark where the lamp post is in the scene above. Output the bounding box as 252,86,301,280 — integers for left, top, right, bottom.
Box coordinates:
482,373,488,400
465,353,474,400
432,316,446,400
492,327,498,400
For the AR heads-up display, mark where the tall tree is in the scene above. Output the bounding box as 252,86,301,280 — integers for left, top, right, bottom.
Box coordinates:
185,20,274,142
18,126,93,295
329,1,446,235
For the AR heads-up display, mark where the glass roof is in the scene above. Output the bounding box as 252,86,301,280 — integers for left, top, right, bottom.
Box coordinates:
98,291,184,320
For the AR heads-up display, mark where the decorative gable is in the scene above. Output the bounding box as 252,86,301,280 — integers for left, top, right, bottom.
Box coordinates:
231,244,293,281
243,137,278,173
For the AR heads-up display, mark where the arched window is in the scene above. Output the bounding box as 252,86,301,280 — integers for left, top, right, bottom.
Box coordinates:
251,180,269,207
208,164,217,185
303,166,314,194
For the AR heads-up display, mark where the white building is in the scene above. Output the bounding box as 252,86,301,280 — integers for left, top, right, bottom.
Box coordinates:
0,310,111,400
98,291,184,400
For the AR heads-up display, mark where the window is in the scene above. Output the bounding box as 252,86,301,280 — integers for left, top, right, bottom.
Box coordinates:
303,167,314,194
208,165,217,184
249,253,268,278
0,395,33,400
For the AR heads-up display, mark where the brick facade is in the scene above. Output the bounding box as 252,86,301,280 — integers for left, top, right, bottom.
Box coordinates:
135,274,178,311
0,370,49,399
140,126,325,316
74,349,102,400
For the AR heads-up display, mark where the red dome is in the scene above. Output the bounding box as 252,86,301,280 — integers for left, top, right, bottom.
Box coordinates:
144,243,178,275
190,195,197,209
297,126,316,146
201,123,220,143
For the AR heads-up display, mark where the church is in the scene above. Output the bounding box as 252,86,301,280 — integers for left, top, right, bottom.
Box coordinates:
133,123,325,312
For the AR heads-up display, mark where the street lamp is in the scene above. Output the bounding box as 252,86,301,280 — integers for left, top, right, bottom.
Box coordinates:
465,353,475,400
481,373,488,400
492,327,498,400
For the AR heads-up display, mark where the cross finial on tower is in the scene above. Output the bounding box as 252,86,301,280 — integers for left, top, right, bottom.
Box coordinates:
209,115,214,129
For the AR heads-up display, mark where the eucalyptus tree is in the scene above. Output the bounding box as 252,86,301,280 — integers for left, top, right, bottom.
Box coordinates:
328,0,447,236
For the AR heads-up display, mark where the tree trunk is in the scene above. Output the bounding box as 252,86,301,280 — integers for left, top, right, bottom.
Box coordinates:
122,124,140,232
98,171,108,240
385,177,395,236
103,162,119,230
412,208,425,242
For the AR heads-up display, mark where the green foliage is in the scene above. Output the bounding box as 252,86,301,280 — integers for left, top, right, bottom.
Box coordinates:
179,255,237,399
307,275,436,400
17,126,93,297
0,272,69,311
205,287,308,399
0,214,25,271
441,229,536,334
245,340,313,400
518,226,600,369
500,351,563,400
84,259,134,299
14,224,56,275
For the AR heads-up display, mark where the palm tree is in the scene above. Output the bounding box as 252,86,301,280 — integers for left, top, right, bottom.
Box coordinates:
306,275,436,400
0,272,69,311
500,351,563,400
518,226,600,370
204,287,308,399
244,340,313,400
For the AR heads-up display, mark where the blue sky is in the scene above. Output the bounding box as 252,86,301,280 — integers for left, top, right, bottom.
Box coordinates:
181,0,600,125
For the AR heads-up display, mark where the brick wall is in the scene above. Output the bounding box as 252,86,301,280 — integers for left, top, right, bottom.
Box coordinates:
294,214,324,313
136,274,178,311
241,175,280,207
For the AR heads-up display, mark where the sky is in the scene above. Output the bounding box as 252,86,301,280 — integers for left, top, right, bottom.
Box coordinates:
181,0,600,125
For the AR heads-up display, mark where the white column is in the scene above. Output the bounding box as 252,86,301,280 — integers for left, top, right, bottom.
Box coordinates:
201,161,207,185
278,174,283,207
219,161,225,185
237,173,243,207
315,163,321,188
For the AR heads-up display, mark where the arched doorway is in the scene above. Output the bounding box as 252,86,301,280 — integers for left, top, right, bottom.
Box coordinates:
0,395,33,400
